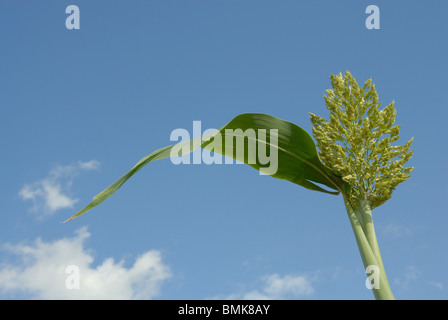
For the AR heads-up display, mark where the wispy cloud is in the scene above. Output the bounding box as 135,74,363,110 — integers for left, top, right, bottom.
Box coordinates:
427,281,443,291
213,273,315,300
76,160,101,171
18,160,101,218
394,265,421,291
381,224,412,238
0,227,171,299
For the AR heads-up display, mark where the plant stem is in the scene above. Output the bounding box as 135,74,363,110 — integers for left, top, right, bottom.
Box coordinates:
357,200,392,293
343,196,395,300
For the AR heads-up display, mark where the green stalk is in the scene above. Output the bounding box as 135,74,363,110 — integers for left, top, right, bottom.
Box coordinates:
357,199,393,296
343,196,395,300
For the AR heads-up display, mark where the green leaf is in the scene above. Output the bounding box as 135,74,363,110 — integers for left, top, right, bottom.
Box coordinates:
65,113,346,222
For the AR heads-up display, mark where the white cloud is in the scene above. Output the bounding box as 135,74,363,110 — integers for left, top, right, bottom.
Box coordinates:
263,274,314,297
18,160,101,217
381,224,412,238
0,227,171,299
77,160,101,171
427,281,443,291
394,265,421,291
215,273,315,300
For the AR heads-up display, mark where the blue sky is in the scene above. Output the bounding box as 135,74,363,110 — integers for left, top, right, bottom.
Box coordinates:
0,0,447,300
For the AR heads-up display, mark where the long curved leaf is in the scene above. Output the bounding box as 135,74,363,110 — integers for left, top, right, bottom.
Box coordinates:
65,113,346,222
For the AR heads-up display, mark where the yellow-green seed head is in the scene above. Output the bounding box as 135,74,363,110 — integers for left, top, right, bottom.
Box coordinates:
310,71,414,209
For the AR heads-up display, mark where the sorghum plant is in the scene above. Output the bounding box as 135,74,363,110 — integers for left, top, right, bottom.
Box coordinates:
66,71,413,300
